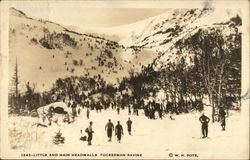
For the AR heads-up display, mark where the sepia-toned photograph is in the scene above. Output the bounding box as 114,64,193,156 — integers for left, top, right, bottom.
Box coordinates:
0,0,249,159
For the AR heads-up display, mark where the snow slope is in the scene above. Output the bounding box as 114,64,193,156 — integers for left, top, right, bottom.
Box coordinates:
9,8,241,92
9,8,158,92
82,9,241,48
7,106,248,159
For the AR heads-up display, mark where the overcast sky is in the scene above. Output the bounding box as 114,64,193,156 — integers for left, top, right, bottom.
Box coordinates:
13,6,169,28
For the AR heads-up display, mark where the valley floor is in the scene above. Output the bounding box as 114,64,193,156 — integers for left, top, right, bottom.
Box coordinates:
7,105,249,159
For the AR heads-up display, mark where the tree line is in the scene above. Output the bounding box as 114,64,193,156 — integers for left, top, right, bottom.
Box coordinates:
9,17,241,122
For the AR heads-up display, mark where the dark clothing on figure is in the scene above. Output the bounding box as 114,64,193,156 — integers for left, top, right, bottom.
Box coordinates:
201,123,208,137
115,124,123,141
219,108,226,130
199,115,210,137
105,122,114,138
87,132,92,145
199,115,210,124
126,120,132,134
221,116,226,130
87,109,90,119
107,128,113,138
127,125,132,132
86,126,94,145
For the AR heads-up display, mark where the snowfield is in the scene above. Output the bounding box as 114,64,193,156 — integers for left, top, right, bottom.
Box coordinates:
7,105,248,159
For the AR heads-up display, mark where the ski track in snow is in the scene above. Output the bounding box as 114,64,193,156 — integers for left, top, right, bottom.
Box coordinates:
8,107,246,159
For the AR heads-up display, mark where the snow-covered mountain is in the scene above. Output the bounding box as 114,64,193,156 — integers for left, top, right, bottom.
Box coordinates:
9,8,157,92
78,9,240,48
9,7,241,92
131,8,241,50
74,8,241,72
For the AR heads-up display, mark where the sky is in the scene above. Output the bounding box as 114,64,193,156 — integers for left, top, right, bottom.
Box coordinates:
13,6,169,28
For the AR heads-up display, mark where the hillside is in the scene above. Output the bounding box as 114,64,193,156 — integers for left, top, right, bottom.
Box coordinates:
131,8,241,52
9,7,241,93
9,8,158,92
151,11,241,70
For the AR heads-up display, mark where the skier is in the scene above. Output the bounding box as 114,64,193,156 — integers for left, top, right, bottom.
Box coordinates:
128,105,131,115
117,107,120,115
105,119,114,142
86,109,90,119
126,118,132,135
115,121,123,143
199,113,210,138
219,107,226,131
85,121,94,145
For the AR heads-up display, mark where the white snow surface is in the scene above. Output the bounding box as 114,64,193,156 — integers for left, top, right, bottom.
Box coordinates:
7,106,248,159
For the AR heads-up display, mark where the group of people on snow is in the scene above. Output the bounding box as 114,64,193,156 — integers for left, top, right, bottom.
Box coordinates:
82,118,133,145
36,97,227,144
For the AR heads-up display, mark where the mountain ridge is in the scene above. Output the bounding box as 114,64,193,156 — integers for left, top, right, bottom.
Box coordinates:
8,7,241,93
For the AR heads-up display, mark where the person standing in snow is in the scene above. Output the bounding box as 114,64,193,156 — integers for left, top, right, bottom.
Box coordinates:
199,113,210,138
115,121,123,143
117,107,120,115
126,118,132,135
128,105,131,115
105,119,114,142
219,107,226,131
86,121,94,145
86,109,90,119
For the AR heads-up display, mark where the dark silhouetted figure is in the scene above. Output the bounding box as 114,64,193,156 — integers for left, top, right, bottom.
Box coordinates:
126,118,132,135
128,105,131,115
219,108,226,131
105,119,114,142
117,107,120,115
199,113,210,138
86,109,90,119
115,121,123,143
86,121,94,145
78,108,81,115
